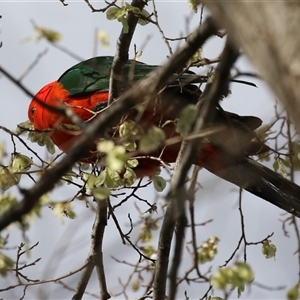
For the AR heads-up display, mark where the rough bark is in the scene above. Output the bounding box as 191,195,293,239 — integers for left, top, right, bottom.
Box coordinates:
204,1,300,132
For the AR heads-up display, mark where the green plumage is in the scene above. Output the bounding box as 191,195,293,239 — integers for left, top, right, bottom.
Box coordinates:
58,56,205,97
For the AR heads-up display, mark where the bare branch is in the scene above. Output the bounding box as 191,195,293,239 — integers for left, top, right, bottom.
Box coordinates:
19,49,48,81
84,0,117,13
108,0,147,103
73,198,110,300
59,0,68,6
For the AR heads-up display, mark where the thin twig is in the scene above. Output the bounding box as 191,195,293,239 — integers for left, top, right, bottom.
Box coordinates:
19,49,48,81
72,198,110,300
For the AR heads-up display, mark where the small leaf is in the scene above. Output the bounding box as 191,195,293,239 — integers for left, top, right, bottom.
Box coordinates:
97,30,110,49
52,202,76,221
152,175,166,192
105,169,124,188
28,130,56,154
106,7,123,20
176,104,198,135
273,160,279,172
0,194,18,213
97,140,115,153
10,153,32,172
17,120,32,135
139,126,166,153
127,159,139,168
123,141,137,152
95,171,106,187
139,223,153,243
140,245,155,257
83,173,97,190
131,280,140,292
187,0,200,12
45,137,56,154
137,9,151,26
123,167,137,187
276,158,288,178
35,27,62,43
134,51,143,60
0,168,19,191
107,145,127,172
255,124,271,141
0,143,5,161
287,285,300,300
119,119,144,140
91,187,110,200
198,236,219,264
261,240,277,259
0,252,14,278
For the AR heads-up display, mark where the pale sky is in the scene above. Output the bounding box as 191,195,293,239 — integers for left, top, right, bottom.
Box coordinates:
0,1,298,299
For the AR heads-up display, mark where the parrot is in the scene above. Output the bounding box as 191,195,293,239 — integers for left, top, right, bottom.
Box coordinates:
28,56,300,217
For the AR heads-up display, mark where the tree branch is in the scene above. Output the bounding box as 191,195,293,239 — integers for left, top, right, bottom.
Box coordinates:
153,38,239,300
93,199,110,300
108,0,147,103
72,199,110,300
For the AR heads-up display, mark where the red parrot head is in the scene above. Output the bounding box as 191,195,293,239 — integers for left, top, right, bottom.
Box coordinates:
27,80,79,153
28,81,57,130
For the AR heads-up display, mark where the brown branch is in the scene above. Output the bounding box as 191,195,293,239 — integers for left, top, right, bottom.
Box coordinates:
0,125,46,165
59,0,68,6
93,199,110,300
108,0,147,103
151,0,173,55
0,262,89,292
108,201,155,262
84,0,117,13
72,262,94,300
187,166,205,279
73,199,109,300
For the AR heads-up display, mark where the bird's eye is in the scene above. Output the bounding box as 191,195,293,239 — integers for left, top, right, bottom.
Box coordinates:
93,102,107,112
31,106,36,115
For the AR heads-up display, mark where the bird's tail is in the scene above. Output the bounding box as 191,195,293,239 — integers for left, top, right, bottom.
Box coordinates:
198,143,300,217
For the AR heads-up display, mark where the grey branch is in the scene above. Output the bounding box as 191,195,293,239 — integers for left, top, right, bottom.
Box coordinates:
109,0,147,103
72,199,110,300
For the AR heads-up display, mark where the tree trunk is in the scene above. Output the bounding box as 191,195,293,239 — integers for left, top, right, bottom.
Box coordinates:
204,1,300,132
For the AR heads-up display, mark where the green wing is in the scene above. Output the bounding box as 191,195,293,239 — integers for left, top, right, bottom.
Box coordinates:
58,56,204,97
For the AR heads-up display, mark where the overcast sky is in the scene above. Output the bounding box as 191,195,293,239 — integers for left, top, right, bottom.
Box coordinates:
1,1,299,299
